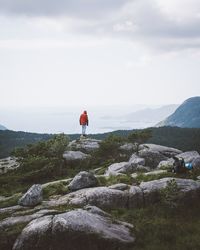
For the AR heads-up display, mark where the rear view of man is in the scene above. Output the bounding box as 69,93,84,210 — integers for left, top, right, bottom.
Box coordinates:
79,110,89,137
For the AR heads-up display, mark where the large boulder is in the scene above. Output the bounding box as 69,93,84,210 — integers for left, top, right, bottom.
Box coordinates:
69,171,98,191
106,162,132,175
47,186,129,210
68,138,101,153
13,207,135,250
129,154,145,166
176,151,200,163
63,151,90,161
138,149,168,168
141,144,182,157
18,185,43,207
192,157,200,169
140,178,200,205
157,159,174,169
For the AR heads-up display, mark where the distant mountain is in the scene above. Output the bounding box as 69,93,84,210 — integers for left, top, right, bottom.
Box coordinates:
0,124,7,130
157,96,200,128
122,104,179,123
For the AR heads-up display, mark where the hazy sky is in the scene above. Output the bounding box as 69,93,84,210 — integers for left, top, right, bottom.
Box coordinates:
1,0,200,108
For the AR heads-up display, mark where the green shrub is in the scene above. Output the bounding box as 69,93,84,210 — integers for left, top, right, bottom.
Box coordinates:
43,182,69,199
127,129,152,153
160,179,179,209
96,134,125,160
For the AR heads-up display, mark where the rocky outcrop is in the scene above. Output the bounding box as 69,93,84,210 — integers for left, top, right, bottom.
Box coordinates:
18,185,43,207
140,178,200,205
69,171,98,191
157,159,174,169
68,138,101,153
106,162,132,175
176,151,200,163
63,150,90,161
64,187,129,209
0,157,20,175
157,151,200,169
142,144,182,157
13,206,135,250
129,154,145,166
192,157,200,169
0,209,57,230
139,149,168,168
106,154,145,176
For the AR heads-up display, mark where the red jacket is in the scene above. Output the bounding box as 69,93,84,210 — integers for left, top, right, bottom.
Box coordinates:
80,111,89,125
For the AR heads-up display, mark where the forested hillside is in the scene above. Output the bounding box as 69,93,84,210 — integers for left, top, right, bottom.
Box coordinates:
0,126,200,158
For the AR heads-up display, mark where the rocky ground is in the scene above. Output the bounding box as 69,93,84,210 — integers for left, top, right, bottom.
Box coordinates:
1,138,200,250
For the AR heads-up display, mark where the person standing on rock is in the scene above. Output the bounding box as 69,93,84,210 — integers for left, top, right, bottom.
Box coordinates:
79,110,89,137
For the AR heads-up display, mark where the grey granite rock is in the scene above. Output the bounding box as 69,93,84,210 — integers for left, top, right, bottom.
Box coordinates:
13,207,135,250
18,185,43,207
69,171,98,191
63,150,90,161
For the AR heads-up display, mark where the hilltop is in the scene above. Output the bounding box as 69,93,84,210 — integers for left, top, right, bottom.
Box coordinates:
1,134,200,250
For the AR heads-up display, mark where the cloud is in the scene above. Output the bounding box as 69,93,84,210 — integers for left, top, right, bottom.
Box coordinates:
0,0,130,18
0,0,200,52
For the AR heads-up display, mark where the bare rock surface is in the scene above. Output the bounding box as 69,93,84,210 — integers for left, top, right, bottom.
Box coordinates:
13,207,135,250
69,171,98,191
63,150,90,161
68,138,101,153
0,157,20,175
18,184,43,207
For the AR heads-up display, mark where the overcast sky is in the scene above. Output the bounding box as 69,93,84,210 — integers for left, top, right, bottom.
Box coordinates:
1,0,200,108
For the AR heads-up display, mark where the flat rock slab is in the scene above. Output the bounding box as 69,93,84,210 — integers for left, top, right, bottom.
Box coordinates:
68,138,101,153
0,209,57,230
13,206,135,250
142,144,182,157
63,151,91,161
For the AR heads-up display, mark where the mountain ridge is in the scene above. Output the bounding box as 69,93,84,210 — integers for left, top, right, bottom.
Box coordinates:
157,96,200,128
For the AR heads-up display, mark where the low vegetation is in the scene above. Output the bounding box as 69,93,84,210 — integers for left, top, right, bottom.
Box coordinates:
110,198,200,250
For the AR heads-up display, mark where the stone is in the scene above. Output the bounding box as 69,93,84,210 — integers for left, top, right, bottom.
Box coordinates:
144,169,167,176
176,151,200,163
0,157,20,175
108,183,129,191
0,209,57,230
106,162,133,175
69,171,98,191
139,149,168,168
157,159,174,169
46,186,129,210
142,144,182,157
13,207,135,250
140,177,200,205
68,138,101,153
129,154,145,166
18,185,43,207
192,157,200,169
63,150,90,161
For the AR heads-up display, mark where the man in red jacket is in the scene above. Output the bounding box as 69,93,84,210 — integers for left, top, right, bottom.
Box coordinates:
79,110,89,137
